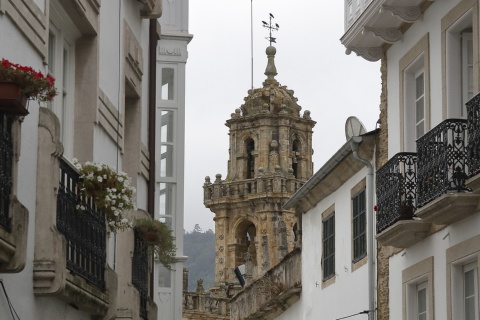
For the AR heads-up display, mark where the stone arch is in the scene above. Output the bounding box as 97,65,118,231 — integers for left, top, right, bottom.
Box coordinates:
234,219,258,268
290,132,308,179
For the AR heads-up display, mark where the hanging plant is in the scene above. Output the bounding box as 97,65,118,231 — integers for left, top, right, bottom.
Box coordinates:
135,218,177,270
0,58,57,102
73,159,135,232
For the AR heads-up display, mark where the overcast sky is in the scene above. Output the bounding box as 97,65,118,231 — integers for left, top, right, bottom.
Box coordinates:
184,1,381,232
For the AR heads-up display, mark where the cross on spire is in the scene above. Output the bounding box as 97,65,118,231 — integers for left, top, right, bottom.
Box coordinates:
262,13,279,46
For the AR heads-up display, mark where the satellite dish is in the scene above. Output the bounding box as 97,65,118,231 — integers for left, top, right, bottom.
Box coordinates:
345,116,367,140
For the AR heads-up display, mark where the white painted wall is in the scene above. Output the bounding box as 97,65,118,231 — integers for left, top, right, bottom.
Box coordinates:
276,167,373,320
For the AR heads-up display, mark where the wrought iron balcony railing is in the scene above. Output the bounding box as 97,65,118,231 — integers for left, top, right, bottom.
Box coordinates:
0,112,13,231
376,153,417,234
56,158,106,289
132,229,149,319
416,119,469,208
467,93,480,177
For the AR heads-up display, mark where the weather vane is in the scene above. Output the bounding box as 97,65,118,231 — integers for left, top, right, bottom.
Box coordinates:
262,13,279,46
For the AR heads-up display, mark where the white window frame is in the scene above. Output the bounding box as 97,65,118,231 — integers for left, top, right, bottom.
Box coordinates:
452,257,479,320
158,109,177,180
48,0,80,159
445,10,473,118
404,54,425,150
160,66,177,102
462,32,473,109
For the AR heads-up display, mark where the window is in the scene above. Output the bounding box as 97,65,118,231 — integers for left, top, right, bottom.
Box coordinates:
444,9,473,118
352,189,366,262
323,213,335,280
417,282,428,320
159,110,175,178
48,1,80,158
415,71,425,139
447,235,480,320
452,260,479,320
461,31,473,107
463,263,478,320
400,34,429,151
403,257,433,320
161,68,175,101
159,183,175,230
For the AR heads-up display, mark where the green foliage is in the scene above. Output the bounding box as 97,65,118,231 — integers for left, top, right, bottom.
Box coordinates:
135,219,177,270
74,160,135,231
184,225,215,292
0,58,58,101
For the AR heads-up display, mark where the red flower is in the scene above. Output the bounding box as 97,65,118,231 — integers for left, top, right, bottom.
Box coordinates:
374,205,378,212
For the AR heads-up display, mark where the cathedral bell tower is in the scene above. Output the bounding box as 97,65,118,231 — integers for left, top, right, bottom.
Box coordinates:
203,45,316,287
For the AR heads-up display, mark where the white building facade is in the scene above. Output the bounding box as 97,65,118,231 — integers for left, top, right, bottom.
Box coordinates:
0,0,189,319
342,0,480,319
155,0,192,319
273,134,377,320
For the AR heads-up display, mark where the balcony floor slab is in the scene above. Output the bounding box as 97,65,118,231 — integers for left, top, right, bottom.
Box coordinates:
377,220,432,248
415,193,480,225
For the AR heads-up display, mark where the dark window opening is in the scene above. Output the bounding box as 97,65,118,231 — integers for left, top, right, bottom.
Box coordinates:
323,213,335,280
353,189,366,262
292,139,300,178
246,139,255,179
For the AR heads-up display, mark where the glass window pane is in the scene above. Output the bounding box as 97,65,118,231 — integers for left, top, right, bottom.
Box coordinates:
160,145,174,177
158,265,171,287
161,68,174,100
416,97,424,122
159,183,175,216
160,111,174,143
464,268,476,320
416,73,424,99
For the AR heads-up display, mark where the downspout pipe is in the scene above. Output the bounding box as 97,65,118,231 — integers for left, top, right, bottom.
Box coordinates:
349,136,375,320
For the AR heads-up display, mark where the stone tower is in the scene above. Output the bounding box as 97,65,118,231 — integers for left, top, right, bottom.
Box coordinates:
203,46,316,288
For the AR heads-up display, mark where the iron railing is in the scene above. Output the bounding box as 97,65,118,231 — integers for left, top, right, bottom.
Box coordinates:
0,112,13,231
417,119,469,208
467,93,480,176
132,229,148,319
57,158,106,289
376,153,417,234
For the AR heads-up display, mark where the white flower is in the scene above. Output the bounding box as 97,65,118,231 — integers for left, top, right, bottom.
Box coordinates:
111,188,117,192
118,202,123,208
103,174,107,179
118,177,124,182
97,176,103,182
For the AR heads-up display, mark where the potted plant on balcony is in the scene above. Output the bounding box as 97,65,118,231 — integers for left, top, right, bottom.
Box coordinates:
74,160,135,232
134,218,177,269
399,200,415,220
0,59,58,115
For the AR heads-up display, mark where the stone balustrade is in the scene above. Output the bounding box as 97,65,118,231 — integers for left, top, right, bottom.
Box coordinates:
203,173,305,202
182,291,230,319
229,248,301,320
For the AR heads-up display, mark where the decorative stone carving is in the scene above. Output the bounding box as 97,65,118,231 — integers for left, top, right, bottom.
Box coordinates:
346,47,383,62
381,5,422,23
363,26,403,43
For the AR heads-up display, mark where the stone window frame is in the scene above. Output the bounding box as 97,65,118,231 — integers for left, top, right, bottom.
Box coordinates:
402,256,434,320
351,179,367,271
446,234,480,320
399,33,431,152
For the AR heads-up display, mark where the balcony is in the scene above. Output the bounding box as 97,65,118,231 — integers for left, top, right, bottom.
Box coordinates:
203,171,305,205
230,248,301,320
414,118,480,225
34,108,113,316
376,98,480,245
0,112,28,272
376,153,432,248
132,229,149,319
341,0,433,61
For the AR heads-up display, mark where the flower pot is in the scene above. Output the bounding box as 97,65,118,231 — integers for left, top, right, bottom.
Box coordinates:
0,82,29,115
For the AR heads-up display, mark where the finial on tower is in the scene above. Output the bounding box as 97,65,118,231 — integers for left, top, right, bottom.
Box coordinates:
262,14,279,86
262,13,279,46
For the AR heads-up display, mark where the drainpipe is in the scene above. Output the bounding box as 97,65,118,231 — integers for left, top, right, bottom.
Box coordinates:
148,18,159,299
349,136,375,320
